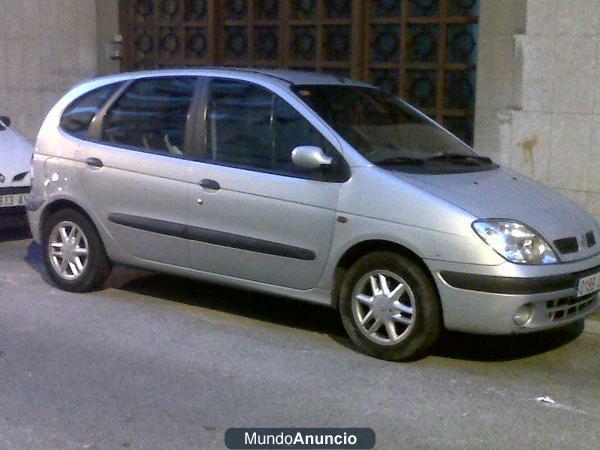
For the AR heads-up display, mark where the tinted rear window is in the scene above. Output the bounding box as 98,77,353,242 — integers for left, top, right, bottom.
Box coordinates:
60,83,122,137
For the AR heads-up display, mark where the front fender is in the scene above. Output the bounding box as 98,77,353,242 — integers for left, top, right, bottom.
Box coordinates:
317,215,505,292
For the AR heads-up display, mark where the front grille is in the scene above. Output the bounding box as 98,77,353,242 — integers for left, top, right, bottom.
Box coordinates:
586,231,596,248
0,186,30,195
554,237,578,254
546,293,598,322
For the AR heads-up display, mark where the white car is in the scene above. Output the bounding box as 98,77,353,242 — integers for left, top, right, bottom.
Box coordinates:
0,116,33,227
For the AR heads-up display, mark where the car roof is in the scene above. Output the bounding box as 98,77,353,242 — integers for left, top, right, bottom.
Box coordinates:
218,68,370,86
85,67,372,89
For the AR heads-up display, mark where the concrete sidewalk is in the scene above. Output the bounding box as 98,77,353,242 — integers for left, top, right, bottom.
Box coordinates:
585,309,600,336
586,318,600,336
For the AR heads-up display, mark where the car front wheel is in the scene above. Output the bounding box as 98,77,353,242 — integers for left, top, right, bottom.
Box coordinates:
42,209,111,292
339,251,441,361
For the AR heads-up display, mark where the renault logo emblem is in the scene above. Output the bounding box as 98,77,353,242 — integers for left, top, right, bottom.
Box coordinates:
0,173,5,184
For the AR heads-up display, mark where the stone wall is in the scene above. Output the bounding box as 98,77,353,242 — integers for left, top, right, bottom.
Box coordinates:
0,0,98,142
474,0,600,221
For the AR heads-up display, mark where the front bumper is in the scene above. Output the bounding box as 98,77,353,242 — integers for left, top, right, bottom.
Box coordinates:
0,186,30,228
427,254,600,334
25,193,45,243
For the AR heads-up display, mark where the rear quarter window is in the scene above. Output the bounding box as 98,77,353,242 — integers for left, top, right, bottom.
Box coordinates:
60,83,122,138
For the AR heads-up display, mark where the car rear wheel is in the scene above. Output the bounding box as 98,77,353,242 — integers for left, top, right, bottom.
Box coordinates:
43,209,111,292
339,251,441,361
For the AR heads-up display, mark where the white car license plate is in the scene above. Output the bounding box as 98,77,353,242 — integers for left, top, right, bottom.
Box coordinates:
0,193,27,208
577,272,600,297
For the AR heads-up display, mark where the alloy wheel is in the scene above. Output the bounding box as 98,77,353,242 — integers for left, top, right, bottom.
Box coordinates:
351,270,417,345
48,221,90,281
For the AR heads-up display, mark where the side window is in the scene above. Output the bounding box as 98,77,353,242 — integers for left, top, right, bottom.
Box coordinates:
102,77,196,156
205,78,338,178
60,83,121,138
205,79,274,169
272,97,333,173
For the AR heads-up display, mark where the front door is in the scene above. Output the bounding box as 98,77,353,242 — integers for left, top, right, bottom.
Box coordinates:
187,78,348,290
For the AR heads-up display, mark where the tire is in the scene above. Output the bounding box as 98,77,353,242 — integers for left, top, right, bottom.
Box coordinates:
339,251,441,361
42,208,112,292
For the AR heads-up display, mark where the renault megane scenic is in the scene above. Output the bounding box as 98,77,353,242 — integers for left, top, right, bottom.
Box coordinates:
27,69,600,360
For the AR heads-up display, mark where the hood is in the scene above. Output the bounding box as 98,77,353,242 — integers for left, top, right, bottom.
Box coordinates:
0,127,34,184
393,167,599,262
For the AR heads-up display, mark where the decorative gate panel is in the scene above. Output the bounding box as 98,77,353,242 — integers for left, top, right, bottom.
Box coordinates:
364,0,478,142
121,0,218,67
120,0,479,143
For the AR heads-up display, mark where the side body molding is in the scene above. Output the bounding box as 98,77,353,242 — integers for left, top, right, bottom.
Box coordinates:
108,213,316,261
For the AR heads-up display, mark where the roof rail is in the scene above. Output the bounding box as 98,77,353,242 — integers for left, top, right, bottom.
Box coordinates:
127,66,297,84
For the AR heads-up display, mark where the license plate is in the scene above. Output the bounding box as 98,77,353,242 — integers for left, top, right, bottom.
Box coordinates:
0,193,27,208
577,272,600,297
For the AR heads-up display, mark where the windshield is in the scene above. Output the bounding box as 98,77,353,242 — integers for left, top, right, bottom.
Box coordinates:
294,85,494,173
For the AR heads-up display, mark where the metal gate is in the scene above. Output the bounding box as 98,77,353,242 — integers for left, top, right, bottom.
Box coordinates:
120,0,479,143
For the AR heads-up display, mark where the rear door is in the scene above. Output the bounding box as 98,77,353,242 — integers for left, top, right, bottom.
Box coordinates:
186,78,348,289
77,76,199,267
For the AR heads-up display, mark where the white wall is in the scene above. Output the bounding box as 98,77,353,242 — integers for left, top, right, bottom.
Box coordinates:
0,0,98,142
474,0,600,221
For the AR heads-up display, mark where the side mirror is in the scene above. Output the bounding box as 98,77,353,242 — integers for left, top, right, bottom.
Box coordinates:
291,146,333,169
0,116,10,131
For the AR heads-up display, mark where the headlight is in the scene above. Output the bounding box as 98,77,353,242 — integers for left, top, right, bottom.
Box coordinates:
472,219,558,264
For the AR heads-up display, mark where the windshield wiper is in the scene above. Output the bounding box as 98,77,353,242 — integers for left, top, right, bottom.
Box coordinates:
375,153,493,168
425,153,493,165
374,156,425,166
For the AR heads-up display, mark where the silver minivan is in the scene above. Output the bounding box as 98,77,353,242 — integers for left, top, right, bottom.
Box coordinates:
28,69,600,360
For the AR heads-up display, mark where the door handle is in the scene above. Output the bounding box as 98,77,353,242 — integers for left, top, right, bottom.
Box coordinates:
199,179,220,191
85,157,104,169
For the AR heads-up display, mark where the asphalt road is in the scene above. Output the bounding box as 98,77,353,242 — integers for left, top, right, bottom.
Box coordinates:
1,228,599,449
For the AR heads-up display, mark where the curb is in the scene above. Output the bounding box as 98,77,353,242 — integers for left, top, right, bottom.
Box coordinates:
585,320,600,335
